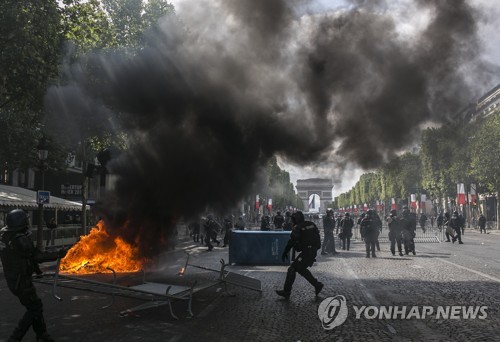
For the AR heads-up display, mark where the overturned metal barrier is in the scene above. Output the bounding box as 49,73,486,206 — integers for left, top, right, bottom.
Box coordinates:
179,252,262,293
34,254,262,320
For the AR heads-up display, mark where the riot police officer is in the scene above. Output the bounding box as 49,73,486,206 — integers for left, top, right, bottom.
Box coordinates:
401,207,416,255
283,211,293,231
273,211,285,230
321,209,337,255
450,211,464,244
360,209,378,258
203,214,221,251
387,209,403,256
276,211,323,299
339,212,354,251
260,215,271,231
0,209,67,342
478,214,487,234
437,211,444,232
222,216,233,247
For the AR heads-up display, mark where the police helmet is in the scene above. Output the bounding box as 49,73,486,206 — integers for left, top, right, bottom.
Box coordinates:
453,211,459,217
277,211,281,215
402,209,410,217
285,211,291,217
291,211,305,225
206,214,214,220
4,209,30,232
366,209,374,216
390,209,397,215
344,212,350,217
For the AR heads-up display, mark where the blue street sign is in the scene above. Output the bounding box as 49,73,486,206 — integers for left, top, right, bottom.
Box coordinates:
37,191,50,204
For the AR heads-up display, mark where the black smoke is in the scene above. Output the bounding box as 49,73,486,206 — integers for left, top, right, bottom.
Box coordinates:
45,0,491,257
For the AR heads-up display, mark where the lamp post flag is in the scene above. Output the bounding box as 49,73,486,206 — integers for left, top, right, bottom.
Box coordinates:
411,194,417,209
457,183,466,205
391,198,397,210
470,184,477,204
255,195,260,210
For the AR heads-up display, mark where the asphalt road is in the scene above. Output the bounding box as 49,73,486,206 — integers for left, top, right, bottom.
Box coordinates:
1,228,499,341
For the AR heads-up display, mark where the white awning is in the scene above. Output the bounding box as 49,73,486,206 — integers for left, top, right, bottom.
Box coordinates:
0,184,87,211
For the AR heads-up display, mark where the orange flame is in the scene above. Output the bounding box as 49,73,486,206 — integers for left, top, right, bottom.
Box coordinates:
60,220,149,274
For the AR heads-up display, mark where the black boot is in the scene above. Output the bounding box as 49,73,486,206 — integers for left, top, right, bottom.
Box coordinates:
276,290,291,299
315,282,324,296
36,333,54,342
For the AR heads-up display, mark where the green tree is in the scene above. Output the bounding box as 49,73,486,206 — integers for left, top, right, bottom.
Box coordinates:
0,0,62,111
397,152,422,199
469,111,500,228
61,0,114,54
0,0,63,178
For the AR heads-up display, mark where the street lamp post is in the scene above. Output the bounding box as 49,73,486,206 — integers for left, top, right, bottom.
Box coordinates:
36,138,48,250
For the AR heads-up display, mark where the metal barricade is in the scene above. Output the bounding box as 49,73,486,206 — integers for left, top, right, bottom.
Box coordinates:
347,223,443,243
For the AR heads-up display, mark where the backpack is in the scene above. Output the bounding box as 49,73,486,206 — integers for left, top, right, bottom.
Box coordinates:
300,222,321,250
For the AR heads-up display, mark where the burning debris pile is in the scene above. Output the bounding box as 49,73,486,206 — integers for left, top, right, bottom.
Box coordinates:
60,221,149,274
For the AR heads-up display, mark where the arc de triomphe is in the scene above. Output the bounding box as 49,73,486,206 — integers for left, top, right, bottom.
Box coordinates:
296,178,333,214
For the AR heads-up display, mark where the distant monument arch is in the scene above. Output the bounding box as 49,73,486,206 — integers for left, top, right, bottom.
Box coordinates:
296,178,333,214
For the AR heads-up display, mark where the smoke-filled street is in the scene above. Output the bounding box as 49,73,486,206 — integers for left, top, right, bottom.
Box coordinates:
1,228,499,341
1,0,499,341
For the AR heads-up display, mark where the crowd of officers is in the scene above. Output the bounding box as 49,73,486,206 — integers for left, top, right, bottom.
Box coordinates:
188,206,474,255
188,211,295,252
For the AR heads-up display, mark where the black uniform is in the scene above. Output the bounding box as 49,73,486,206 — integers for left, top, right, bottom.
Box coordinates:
45,219,57,247
0,210,66,342
203,216,221,251
373,212,382,251
401,209,416,255
479,215,487,234
419,214,427,233
283,212,293,231
188,220,201,243
234,217,245,230
276,211,323,298
222,217,233,247
339,214,354,251
360,211,378,258
273,212,285,230
450,212,463,244
444,212,452,242
260,216,271,231
321,211,336,255
437,213,444,232
387,210,403,256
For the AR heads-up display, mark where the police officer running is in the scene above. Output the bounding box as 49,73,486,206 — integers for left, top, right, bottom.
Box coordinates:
0,209,67,342
360,209,378,258
276,211,323,299
387,209,403,256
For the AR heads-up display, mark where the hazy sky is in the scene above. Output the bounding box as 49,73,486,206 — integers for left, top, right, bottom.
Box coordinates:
167,0,500,195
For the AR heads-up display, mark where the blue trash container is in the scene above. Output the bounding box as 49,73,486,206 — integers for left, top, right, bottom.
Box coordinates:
229,230,291,265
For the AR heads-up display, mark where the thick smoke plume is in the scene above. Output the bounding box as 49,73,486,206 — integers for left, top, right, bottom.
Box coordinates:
45,0,490,257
